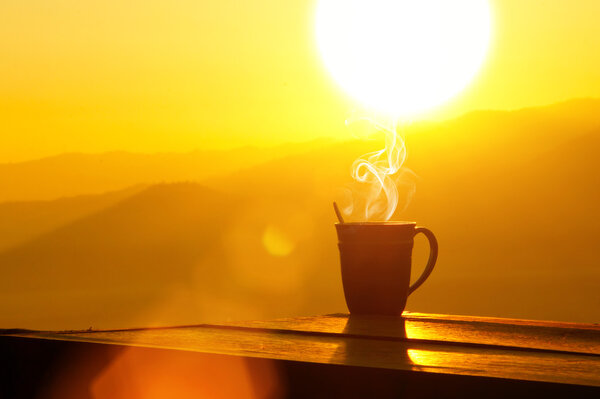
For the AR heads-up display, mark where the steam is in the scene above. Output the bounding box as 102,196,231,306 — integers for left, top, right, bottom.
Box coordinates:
340,117,415,221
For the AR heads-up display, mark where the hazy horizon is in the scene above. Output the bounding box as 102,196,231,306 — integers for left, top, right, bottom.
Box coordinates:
2,96,599,164
3,1,600,162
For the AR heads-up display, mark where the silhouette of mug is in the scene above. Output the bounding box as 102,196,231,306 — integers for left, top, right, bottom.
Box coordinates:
335,222,438,316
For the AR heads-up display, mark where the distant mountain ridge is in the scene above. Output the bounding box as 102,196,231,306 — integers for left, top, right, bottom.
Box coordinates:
0,185,146,252
0,139,336,203
1,98,599,203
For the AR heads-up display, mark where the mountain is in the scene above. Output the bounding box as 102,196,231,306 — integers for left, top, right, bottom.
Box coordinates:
0,139,336,203
201,100,600,324
0,183,253,329
1,99,600,330
0,185,145,252
405,97,600,177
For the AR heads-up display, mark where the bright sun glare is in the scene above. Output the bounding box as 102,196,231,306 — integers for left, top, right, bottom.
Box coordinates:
315,0,492,117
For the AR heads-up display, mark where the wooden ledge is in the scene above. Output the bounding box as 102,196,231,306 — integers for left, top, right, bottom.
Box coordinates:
5,312,600,389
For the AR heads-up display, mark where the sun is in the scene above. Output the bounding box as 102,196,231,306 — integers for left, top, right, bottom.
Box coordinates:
315,0,492,117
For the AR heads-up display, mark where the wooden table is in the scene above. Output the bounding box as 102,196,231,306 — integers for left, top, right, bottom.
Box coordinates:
2,312,599,398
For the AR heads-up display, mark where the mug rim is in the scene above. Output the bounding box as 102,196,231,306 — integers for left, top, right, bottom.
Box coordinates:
335,221,416,226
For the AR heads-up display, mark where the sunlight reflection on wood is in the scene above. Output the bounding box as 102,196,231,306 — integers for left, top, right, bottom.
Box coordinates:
10,312,600,388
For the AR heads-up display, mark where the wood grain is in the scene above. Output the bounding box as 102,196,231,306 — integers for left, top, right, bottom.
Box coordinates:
220,312,600,355
10,313,600,388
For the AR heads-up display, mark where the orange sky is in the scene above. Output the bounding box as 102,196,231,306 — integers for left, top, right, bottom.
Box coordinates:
1,0,600,162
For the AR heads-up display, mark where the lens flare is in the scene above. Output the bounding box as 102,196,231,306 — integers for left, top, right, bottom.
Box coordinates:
262,225,295,256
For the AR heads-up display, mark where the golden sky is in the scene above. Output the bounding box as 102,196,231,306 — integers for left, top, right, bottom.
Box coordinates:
2,0,600,162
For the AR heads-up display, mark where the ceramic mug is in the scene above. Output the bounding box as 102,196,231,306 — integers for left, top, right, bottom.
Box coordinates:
335,222,438,316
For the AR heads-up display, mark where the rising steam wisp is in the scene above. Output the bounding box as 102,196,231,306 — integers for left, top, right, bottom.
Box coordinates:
340,117,415,221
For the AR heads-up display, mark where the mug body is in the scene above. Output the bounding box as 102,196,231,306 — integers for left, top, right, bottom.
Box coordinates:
336,222,416,316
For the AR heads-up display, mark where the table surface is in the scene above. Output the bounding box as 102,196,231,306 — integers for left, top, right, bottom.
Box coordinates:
8,312,600,387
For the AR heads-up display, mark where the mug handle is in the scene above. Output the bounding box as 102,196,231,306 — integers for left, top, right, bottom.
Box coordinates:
408,227,438,296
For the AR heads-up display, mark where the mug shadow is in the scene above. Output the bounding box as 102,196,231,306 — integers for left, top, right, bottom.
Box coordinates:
332,314,461,375
331,315,416,366
326,315,434,398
